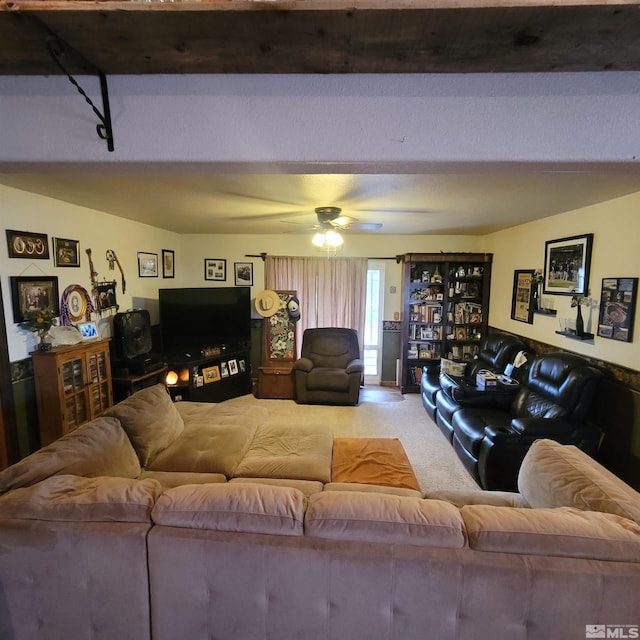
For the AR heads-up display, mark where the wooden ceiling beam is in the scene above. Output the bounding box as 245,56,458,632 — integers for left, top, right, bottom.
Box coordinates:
1,1,639,75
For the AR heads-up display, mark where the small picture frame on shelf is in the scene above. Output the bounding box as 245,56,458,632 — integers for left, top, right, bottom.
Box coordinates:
511,269,535,324
455,326,467,341
543,233,593,296
138,252,158,277
202,365,221,384
234,262,253,286
53,237,80,267
204,258,226,281
597,277,638,342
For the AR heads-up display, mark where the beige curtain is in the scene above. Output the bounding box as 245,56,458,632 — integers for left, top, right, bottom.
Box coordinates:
265,256,368,356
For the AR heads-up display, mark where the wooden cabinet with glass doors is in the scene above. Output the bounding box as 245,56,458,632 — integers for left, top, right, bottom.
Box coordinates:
32,338,113,446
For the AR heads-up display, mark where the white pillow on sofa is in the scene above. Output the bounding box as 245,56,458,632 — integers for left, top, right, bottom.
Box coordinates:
107,384,184,467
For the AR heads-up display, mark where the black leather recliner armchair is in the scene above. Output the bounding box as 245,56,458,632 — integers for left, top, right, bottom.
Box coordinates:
451,352,603,490
422,330,527,438
293,328,364,406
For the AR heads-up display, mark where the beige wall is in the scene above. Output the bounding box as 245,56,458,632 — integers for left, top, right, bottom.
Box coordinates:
180,233,482,323
485,191,640,371
3,183,639,371
0,185,181,362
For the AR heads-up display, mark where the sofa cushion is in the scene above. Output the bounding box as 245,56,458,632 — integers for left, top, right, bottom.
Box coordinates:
147,402,263,476
229,477,324,497
233,423,333,483
306,368,350,392
107,384,184,467
0,416,141,494
428,489,529,508
138,470,227,490
324,482,422,498
152,483,305,536
0,475,162,522
462,504,640,562
518,439,640,524
305,491,466,548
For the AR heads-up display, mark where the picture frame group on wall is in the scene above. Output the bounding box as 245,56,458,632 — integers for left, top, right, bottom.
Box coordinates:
53,237,80,267
234,262,253,286
10,276,60,323
138,252,158,277
162,249,175,279
204,258,226,281
6,230,50,259
597,277,638,343
543,233,593,297
511,269,535,324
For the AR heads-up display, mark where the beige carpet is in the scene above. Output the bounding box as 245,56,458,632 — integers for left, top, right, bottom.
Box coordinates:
223,387,479,493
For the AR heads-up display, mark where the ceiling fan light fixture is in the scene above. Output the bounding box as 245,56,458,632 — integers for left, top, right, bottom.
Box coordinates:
325,229,344,247
311,232,326,248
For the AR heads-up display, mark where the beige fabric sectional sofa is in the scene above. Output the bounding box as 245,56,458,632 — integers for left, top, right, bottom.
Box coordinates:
0,384,638,640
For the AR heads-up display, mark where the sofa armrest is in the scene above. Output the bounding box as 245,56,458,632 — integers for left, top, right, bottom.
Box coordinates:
510,417,575,438
346,359,364,374
293,357,314,373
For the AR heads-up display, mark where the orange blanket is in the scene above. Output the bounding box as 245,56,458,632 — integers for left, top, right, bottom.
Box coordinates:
331,438,421,491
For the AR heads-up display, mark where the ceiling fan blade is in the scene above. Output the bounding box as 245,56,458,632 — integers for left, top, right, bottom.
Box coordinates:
346,222,383,231
354,207,434,215
215,189,303,208
222,209,310,222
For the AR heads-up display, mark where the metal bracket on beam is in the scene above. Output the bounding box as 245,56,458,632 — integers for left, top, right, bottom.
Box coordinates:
46,35,114,152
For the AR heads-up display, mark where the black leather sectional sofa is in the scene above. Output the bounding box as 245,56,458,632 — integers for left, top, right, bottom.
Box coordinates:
421,330,604,491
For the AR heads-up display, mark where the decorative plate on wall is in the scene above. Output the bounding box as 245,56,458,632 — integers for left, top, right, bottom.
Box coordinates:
61,284,92,324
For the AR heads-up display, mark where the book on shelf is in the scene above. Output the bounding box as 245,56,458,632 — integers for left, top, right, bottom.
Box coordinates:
407,365,429,385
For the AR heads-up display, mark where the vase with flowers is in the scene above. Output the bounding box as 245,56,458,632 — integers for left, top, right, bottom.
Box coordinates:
19,308,55,351
571,292,586,337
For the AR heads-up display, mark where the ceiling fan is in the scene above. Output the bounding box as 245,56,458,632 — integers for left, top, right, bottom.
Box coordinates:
282,206,383,232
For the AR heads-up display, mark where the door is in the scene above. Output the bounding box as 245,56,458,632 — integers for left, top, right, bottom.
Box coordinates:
364,261,385,385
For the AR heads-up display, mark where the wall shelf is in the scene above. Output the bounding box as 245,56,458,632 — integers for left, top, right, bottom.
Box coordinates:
555,330,594,341
534,308,557,316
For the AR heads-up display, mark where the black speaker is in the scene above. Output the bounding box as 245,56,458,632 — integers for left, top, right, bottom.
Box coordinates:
113,310,153,361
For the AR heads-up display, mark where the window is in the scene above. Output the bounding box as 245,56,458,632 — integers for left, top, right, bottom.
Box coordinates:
364,261,385,382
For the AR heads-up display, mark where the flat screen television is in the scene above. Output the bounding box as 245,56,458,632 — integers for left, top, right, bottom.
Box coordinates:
159,287,251,356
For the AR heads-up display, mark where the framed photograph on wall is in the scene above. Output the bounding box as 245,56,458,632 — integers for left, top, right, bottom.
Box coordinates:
597,277,638,342
6,229,49,259
53,237,80,267
162,249,175,279
96,281,117,311
543,233,593,296
137,252,158,277
511,269,535,324
204,258,226,281
234,262,253,286
10,276,60,323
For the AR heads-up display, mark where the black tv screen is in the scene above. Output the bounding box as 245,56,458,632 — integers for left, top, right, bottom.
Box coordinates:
159,287,251,356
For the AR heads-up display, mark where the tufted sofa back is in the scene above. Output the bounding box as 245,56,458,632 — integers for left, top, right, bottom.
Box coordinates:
511,352,603,422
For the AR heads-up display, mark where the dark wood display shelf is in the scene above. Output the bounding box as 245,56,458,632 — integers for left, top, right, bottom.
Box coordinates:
555,330,594,341
534,309,558,316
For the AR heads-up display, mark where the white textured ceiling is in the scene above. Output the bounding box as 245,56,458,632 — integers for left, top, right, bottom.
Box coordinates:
2,169,640,236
